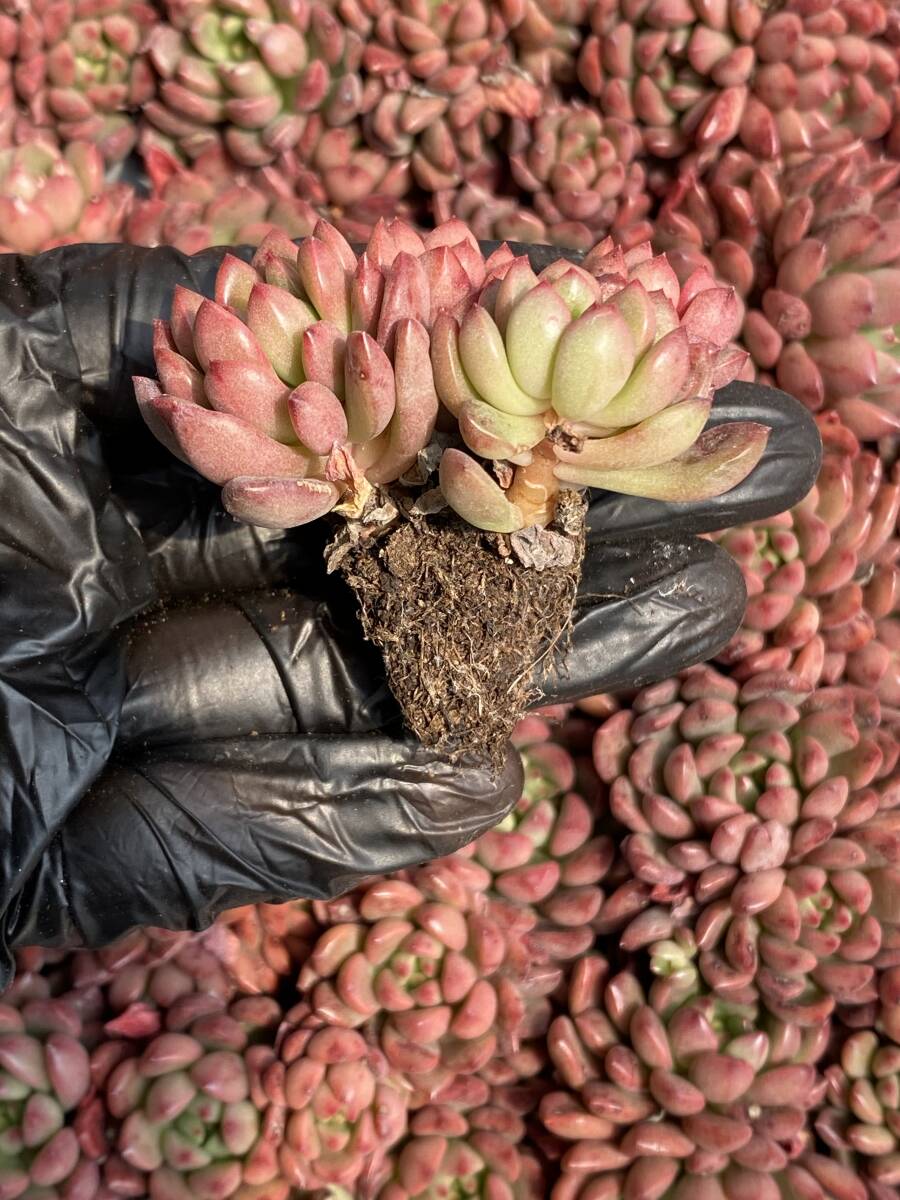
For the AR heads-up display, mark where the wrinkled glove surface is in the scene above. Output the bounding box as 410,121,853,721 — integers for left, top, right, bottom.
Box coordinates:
0,240,821,987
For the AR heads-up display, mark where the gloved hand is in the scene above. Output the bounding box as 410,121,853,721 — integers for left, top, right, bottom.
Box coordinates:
0,240,821,987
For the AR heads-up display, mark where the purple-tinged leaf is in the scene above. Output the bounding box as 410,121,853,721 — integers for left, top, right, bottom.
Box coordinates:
138,394,310,484
350,253,384,337
153,321,207,405
302,321,346,398
368,318,439,484
222,476,340,529
680,286,741,349
439,449,524,533
247,281,317,385
313,218,357,273
214,254,260,318
192,300,268,372
297,235,351,331
288,382,348,455
344,331,396,443
204,359,293,441
377,251,430,348
169,286,203,364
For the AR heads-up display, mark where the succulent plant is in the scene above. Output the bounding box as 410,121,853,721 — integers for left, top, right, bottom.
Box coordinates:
296,858,529,1094
134,217,495,528
0,140,130,253
592,654,893,1024
0,986,101,1199
341,0,542,193
713,413,900,686
466,739,614,965
142,0,371,167
508,0,591,88
96,992,288,1200
578,0,898,165
543,950,829,1200
208,901,320,998
501,103,653,252
432,171,653,251
9,0,157,161
127,144,322,252
817,1030,900,1199
260,1006,407,1191
376,1072,545,1200
434,235,766,532
657,147,900,445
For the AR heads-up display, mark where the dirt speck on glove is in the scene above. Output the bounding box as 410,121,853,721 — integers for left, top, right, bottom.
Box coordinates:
340,494,586,769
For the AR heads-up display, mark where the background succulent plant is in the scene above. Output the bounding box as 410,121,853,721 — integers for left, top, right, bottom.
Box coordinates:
0,139,130,252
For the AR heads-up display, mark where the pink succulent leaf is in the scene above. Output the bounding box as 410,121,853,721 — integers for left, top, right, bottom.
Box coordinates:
296,236,351,331
350,253,385,338
439,449,525,533
609,280,657,358
680,286,742,350
344,331,396,444
312,219,358,274
367,318,439,484
214,254,261,318
169,286,204,365
555,421,770,501
288,382,349,456
153,322,207,406
247,282,318,386
192,300,269,373
302,322,347,398
494,257,540,335
137,394,310,485
222,477,341,530
421,246,474,326
203,360,294,443
376,252,430,349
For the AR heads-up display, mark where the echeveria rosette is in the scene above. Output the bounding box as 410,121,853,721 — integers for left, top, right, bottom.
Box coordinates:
0,990,99,1200
96,993,288,1200
591,656,890,1024
432,169,653,252
433,236,767,533
126,143,322,252
466,738,615,973
657,147,900,446
503,102,654,252
11,0,157,162
508,0,591,88
258,1011,407,1192
542,951,829,1200
0,139,130,253
578,0,897,166
375,1073,545,1200
134,217,487,530
713,413,900,685
143,0,369,167
295,858,531,1095
817,1031,900,1200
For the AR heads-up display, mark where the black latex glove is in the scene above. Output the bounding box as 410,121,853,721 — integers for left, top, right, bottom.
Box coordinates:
0,241,820,986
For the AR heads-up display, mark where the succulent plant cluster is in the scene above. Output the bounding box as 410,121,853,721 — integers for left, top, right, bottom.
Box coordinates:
134,216,769,534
